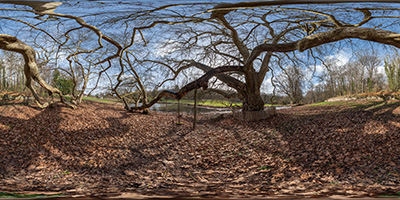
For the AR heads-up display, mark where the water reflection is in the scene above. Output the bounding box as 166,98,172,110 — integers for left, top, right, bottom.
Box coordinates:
133,103,290,114
148,103,232,114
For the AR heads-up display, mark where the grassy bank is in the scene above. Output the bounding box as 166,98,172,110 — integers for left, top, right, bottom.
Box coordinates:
0,192,63,199
82,96,120,104
309,100,400,111
164,99,241,107
164,99,283,108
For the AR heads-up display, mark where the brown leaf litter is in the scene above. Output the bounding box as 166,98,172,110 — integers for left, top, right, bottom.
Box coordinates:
0,100,399,198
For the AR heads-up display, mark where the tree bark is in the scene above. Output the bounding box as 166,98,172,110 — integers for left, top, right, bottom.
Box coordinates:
0,34,76,109
242,93,265,112
246,27,400,67
128,64,243,111
133,27,400,119
192,62,246,98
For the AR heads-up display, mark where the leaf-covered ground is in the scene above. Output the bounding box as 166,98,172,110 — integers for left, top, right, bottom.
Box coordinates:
0,100,399,198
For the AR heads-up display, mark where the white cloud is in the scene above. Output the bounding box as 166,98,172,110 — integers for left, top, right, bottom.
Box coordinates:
304,64,324,82
315,64,325,74
327,50,351,66
261,77,274,93
306,50,352,78
377,65,385,75
154,39,179,57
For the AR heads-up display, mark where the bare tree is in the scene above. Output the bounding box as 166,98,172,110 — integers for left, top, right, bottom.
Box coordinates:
0,51,25,92
274,65,304,104
0,1,125,108
126,1,400,119
2,1,400,120
356,50,381,92
0,34,75,108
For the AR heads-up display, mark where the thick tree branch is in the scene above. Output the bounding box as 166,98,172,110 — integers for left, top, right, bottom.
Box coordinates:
129,65,244,111
209,0,400,13
206,88,238,99
192,62,246,96
246,27,400,67
0,34,76,109
257,52,273,83
211,11,250,61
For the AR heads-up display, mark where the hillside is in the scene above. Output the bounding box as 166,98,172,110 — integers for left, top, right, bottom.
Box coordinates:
0,100,399,198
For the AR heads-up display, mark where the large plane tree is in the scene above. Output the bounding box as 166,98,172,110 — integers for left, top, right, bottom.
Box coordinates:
1,1,400,120
127,1,400,119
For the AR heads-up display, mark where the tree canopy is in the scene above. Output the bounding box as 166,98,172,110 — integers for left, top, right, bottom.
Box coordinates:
1,0,400,117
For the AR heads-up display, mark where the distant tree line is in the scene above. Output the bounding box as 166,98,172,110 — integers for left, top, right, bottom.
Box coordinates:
384,52,400,93
1,1,400,114
0,51,25,93
274,49,400,104
2,46,399,106
0,50,74,96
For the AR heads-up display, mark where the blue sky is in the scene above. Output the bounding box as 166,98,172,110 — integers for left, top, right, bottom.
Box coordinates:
1,1,400,95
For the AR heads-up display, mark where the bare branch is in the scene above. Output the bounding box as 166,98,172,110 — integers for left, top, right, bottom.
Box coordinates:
0,34,76,108
246,27,400,66
129,65,244,111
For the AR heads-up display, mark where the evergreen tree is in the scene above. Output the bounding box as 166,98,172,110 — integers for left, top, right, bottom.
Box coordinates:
0,61,3,90
384,55,400,92
2,65,6,90
52,69,74,95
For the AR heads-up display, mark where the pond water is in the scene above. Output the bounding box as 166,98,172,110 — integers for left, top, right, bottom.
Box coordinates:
133,103,290,114
139,103,232,114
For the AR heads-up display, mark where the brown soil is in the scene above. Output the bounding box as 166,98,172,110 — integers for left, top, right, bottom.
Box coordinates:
0,100,399,199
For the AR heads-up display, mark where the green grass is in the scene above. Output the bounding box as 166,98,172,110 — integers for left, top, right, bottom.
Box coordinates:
74,96,287,108
82,96,120,104
379,192,400,198
80,96,287,108
265,104,285,107
164,99,284,108
164,99,242,107
0,192,63,198
308,101,356,107
63,95,72,101
308,100,400,111
259,166,272,170
360,101,400,110
0,102,29,106
308,100,382,108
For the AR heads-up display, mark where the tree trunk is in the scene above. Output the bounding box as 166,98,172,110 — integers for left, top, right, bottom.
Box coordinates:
128,64,244,112
235,93,275,121
242,92,265,112
233,70,276,120
242,67,265,112
0,34,76,109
